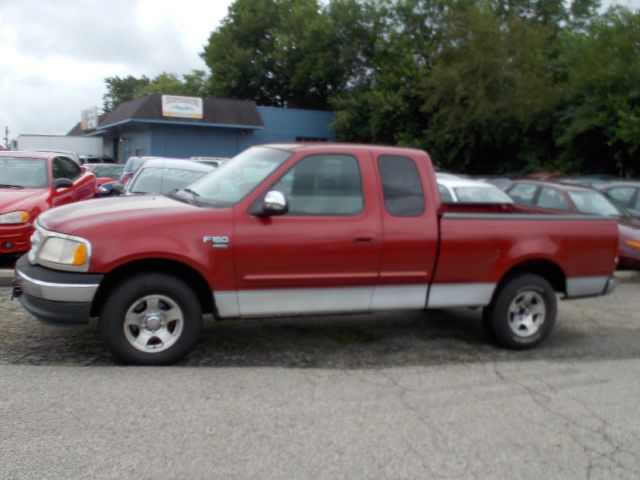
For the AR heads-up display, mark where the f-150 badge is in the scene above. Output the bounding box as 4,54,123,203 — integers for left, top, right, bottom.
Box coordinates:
203,235,229,248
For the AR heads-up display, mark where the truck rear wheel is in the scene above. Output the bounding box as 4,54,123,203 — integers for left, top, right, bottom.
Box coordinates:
99,273,202,365
483,273,556,349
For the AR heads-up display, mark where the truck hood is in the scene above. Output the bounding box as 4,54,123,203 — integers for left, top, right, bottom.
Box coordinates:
38,195,206,235
0,188,48,213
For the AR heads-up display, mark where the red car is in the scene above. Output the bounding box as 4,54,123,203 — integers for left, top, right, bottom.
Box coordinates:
0,151,96,254
14,144,617,364
504,180,640,270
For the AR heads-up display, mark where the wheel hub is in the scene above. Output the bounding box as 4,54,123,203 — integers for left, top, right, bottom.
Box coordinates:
143,314,163,331
508,290,546,338
123,294,184,353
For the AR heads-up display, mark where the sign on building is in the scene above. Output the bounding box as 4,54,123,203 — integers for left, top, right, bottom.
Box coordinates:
161,95,203,120
81,107,99,131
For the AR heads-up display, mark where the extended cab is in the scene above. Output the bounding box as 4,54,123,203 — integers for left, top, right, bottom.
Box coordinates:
13,144,619,364
0,151,96,254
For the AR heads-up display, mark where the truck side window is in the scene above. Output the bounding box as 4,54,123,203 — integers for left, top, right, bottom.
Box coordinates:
377,155,425,216
272,154,364,215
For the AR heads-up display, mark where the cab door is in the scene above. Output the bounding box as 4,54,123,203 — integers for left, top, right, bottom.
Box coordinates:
373,152,439,309
232,150,382,317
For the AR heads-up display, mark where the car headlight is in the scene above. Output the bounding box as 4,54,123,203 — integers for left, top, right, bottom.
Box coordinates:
37,233,91,272
98,185,107,193
0,211,30,224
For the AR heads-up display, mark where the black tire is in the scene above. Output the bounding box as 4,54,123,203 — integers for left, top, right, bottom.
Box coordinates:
483,273,557,350
99,272,202,365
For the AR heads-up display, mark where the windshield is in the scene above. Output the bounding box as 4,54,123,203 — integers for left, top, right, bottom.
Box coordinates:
129,167,210,195
124,157,147,174
453,186,513,203
0,157,48,188
568,190,621,217
180,147,293,206
89,165,124,178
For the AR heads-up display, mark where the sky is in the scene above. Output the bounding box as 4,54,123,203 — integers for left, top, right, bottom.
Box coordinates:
0,0,638,140
0,0,234,139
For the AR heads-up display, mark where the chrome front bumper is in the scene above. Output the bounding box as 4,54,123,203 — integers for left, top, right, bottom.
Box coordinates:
15,269,99,303
13,255,103,324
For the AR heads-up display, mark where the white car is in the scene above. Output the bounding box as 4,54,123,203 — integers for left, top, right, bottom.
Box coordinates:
437,175,514,204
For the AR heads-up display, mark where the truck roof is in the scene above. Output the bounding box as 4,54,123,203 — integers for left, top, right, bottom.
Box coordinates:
260,143,429,156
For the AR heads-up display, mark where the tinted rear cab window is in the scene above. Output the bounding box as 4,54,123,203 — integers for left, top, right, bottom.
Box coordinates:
377,155,425,216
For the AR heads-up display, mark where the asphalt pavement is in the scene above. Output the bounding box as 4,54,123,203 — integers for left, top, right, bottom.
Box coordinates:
1,278,639,479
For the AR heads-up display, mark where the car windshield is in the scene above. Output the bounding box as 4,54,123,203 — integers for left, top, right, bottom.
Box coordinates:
0,157,48,188
129,167,210,195
124,157,146,173
89,165,124,178
453,186,513,203
178,147,293,206
568,190,621,217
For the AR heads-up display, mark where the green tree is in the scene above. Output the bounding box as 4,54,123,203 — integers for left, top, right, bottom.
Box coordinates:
420,3,561,172
103,71,210,111
102,75,151,111
140,70,209,97
201,0,378,109
556,7,640,176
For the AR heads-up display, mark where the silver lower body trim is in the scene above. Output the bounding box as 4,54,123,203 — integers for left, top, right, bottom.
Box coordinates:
214,284,430,318
15,270,99,303
426,283,496,308
566,276,611,298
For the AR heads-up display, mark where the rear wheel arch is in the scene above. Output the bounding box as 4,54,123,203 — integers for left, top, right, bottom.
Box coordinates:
91,259,214,318
495,259,566,298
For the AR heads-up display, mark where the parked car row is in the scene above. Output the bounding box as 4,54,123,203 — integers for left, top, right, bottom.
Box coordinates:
0,151,227,256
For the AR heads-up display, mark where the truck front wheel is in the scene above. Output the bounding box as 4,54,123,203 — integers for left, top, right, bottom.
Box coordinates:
483,273,557,349
99,273,202,365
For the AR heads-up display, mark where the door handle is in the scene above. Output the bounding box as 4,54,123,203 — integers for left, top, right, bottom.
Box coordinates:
354,236,377,244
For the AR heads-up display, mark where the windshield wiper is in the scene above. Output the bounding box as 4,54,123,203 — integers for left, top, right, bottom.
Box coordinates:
178,188,201,198
0,183,25,189
166,188,202,205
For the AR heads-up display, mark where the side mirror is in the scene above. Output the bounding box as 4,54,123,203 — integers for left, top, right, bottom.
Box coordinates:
111,182,125,195
53,178,74,190
251,190,289,216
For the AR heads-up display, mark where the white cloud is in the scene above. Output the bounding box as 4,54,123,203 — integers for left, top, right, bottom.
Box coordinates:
0,0,232,136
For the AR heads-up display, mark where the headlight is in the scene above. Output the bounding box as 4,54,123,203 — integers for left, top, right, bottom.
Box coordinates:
37,233,91,272
626,240,640,249
0,211,30,224
98,185,107,193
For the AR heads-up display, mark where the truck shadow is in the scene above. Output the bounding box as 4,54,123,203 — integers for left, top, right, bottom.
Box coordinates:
3,306,638,367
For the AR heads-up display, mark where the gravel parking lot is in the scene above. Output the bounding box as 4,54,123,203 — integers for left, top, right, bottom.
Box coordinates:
1,276,639,479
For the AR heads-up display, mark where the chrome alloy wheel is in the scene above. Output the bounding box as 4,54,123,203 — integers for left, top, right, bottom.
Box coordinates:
507,291,546,338
123,295,184,353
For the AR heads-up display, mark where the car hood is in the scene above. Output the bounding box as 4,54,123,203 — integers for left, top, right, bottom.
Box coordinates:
38,195,210,235
0,188,48,213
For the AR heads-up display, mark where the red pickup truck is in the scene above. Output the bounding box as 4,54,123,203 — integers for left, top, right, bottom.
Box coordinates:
0,151,96,254
13,144,619,364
